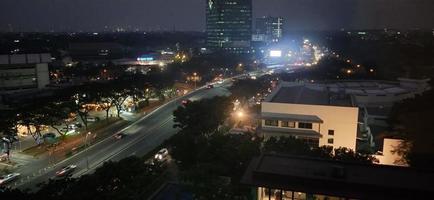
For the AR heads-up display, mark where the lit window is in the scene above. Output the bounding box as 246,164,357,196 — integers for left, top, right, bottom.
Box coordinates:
298,122,312,129
265,120,278,126
281,121,295,128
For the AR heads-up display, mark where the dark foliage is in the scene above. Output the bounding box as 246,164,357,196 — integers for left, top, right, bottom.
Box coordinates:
389,89,434,169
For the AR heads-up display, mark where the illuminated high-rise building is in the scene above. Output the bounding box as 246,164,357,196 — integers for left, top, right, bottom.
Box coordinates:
254,16,284,43
206,0,252,54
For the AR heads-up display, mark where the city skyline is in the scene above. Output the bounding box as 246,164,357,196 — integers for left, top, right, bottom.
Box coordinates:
1,0,434,32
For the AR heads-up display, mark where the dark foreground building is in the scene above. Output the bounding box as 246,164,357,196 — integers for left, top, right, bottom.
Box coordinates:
206,0,252,54
242,154,434,200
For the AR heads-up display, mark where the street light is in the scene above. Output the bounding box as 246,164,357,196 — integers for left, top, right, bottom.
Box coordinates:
190,72,200,88
237,111,244,118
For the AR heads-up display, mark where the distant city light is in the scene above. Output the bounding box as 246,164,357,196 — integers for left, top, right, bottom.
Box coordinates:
269,50,282,57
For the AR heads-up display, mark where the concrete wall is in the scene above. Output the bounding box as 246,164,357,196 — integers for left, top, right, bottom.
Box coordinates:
0,67,36,89
262,102,359,150
0,63,49,90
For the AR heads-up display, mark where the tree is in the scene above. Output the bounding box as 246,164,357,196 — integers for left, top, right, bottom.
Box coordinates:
0,110,18,140
389,89,434,169
42,101,75,139
72,92,92,130
263,136,375,164
229,78,264,101
0,110,18,161
173,96,232,137
15,105,45,144
168,133,260,199
1,156,166,200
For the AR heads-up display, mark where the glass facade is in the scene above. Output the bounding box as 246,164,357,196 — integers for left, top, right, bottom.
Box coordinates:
206,0,252,53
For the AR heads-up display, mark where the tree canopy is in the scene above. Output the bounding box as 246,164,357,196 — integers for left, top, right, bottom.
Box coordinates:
389,89,434,169
173,96,232,137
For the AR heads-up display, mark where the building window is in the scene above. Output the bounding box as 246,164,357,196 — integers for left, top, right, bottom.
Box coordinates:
328,130,334,136
298,122,312,129
281,121,295,128
265,120,278,126
328,138,334,144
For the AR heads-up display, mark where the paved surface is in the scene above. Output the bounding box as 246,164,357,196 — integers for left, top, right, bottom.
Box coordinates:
11,81,231,190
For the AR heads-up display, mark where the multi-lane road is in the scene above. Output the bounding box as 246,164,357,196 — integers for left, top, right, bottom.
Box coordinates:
13,82,231,190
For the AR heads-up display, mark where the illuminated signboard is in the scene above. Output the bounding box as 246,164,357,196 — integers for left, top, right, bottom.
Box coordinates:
137,57,154,61
269,50,282,57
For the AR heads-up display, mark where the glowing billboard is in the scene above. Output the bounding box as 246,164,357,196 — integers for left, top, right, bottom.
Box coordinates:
269,50,282,57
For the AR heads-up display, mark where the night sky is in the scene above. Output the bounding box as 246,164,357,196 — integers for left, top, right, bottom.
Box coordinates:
1,0,433,32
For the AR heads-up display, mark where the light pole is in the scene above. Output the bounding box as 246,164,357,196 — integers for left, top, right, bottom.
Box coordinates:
84,131,91,170
193,72,198,88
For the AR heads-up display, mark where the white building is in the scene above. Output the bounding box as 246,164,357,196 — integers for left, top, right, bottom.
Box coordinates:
261,82,359,150
375,138,408,166
0,53,51,91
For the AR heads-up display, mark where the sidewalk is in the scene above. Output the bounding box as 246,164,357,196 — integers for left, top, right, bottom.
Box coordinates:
10,135,37,153
8,97,177,167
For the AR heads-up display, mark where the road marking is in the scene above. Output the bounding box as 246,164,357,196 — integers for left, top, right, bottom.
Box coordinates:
72,117,173,177
15,78,236,188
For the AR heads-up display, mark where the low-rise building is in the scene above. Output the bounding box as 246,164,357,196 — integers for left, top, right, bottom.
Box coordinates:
261,82,359,150
375,138,408,166
241,154,434,200
0,53,51,91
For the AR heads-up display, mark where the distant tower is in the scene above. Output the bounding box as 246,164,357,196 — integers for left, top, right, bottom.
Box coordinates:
206,0,252,54
254,16,283,43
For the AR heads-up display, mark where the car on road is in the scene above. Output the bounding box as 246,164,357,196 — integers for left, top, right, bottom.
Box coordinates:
60,127,77,135
0,173,20,186
154,148,169,161
181,99,191,106
55,165,77,177
86,117,99,122
114,132,127,140
206,84,214,89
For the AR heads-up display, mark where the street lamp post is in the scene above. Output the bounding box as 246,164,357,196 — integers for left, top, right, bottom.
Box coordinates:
193,72,198,88
84,131,91,170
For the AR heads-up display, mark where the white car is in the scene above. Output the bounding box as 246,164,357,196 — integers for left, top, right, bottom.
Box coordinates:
0,173,20,186
61,127,77,135
154,148,169,161
55,165,77,177
86,117,97,122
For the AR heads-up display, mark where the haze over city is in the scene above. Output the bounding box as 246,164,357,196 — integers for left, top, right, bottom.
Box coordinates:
1,0,434,32
1,0,434,199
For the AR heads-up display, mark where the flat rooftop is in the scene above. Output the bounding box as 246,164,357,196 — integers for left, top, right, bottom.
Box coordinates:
242,154,434,199
268,84,354,107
